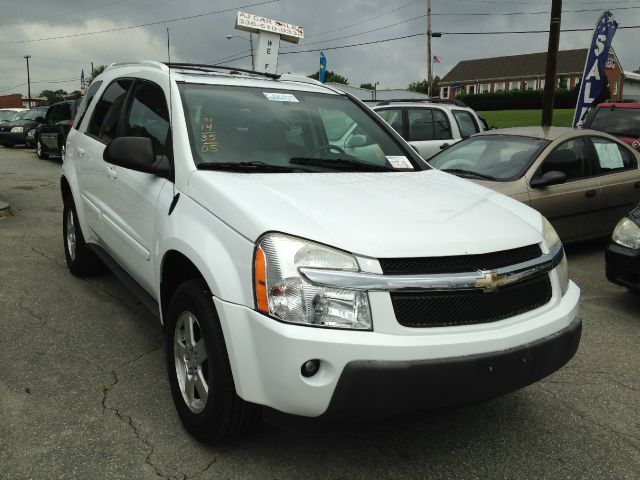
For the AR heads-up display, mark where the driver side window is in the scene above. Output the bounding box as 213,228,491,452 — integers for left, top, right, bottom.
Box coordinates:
536,138,590,182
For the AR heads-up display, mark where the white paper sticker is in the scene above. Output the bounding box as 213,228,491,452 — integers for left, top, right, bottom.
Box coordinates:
263,92,299,102
594,142,624,169
386,156,414,169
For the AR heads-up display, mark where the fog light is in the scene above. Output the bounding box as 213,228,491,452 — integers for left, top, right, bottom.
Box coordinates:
301,359,320,377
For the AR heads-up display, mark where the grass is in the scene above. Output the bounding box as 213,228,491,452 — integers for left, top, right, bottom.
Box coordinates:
478,109,574,129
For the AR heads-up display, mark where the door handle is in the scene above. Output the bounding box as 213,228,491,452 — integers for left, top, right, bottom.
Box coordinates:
440,143,450,150
106,166,118,179
585,189,597,198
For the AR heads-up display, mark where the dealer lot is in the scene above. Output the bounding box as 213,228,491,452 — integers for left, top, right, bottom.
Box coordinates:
0,146,638,480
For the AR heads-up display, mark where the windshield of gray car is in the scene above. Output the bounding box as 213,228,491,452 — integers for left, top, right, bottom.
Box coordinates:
178,84,421,173
429,135,550,181
21,109,46,121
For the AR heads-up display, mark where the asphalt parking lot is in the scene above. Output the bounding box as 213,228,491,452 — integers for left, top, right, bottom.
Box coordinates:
0,146,638,480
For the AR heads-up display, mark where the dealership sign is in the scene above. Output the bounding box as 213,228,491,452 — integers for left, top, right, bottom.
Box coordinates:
573,11,619,127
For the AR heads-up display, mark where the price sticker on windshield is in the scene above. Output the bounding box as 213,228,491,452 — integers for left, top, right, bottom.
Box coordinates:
386,156,414,169
263,92,299,102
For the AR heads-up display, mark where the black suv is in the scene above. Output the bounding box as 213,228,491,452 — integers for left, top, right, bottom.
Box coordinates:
37,98,80,159
0,107,48,147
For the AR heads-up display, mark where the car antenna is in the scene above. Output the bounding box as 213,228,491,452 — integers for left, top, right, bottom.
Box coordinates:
167,27,180,215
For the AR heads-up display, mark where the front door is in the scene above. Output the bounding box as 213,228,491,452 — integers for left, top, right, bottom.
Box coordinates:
407,108,455,160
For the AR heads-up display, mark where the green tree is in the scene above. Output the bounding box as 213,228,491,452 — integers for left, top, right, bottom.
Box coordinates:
86,64,107,85
407,76,440,96
360,83,375,90
308,70,349,85
38,89,69,105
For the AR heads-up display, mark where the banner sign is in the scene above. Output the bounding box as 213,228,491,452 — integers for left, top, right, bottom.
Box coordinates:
235,12,304,44
319,52,327,84
573,11,618,127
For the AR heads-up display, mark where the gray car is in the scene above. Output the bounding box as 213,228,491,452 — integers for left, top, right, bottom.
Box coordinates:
429,127,640,243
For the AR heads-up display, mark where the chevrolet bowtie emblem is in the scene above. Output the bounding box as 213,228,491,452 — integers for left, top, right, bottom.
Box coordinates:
475,271,503,292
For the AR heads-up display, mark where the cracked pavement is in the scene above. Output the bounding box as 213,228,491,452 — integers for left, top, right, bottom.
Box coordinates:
1,147,639,479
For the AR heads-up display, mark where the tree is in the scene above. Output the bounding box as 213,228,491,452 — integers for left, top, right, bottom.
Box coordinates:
86,64,107,85
39,89,69,105
407,76,440,96
360,83,375,90
634,67,640,74
308,70,349,85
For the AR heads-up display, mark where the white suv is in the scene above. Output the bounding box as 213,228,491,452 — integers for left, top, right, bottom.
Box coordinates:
373,101,486,160
61,61,581,443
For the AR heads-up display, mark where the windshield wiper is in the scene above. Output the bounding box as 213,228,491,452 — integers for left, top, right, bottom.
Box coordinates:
441,168,497,181
290,157,398,172
197,161,306,173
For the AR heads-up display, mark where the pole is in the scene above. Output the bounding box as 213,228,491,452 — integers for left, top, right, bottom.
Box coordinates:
427,0,433,98
249,33,255,70
24,55,31,109
542,0,563,126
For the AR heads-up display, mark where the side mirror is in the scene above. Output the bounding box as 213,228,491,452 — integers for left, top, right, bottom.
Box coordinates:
103,137,171,178
346,134,368,148
530,170,567,189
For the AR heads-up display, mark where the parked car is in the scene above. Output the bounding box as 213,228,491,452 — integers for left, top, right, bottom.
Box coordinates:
37,98,80,159
0,106,48,147
606,204,640,293
372,100,485,159
0,108,27,123
429,127,640,243
583,103,640,153
62,62,580,443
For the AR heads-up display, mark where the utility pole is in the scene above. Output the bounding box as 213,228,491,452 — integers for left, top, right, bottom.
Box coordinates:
427,0,433,98
249,33,255,70
541,0,563,126
24,55,32,109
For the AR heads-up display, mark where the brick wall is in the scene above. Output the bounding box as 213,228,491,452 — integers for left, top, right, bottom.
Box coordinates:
0,94,23,108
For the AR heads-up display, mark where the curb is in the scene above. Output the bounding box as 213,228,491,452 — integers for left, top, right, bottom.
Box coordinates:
0,200,11,218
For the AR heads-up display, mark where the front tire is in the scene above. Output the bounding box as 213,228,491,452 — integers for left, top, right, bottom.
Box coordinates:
37,140,49,159
165,279,259,443
63,196,99,276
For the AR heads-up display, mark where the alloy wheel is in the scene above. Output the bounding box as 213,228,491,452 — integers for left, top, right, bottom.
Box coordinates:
174,311,209,413
66,209,76,261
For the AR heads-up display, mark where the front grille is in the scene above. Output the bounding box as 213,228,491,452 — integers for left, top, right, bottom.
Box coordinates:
0,126,10,133
379,244,542,275
391,274,552,328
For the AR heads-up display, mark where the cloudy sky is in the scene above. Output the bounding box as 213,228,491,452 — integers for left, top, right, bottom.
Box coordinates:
0,0,639,98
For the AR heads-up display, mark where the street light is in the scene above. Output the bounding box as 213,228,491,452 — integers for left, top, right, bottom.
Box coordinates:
225,34,255,70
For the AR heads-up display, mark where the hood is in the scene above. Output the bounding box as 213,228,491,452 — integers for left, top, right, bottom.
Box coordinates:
4,119,38,129
187,170,544,258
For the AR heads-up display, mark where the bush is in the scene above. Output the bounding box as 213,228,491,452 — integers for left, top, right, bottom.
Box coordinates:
457,88,579,111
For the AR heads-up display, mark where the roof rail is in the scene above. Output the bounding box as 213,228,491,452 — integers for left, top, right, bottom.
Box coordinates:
106,61,167,71
277,74,322,86
374,98,469,108
164,62,280,80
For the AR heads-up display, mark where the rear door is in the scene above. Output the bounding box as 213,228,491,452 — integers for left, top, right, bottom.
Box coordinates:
406,107,455,160
39,104,61,151
589,135,640,233
528,137,602,242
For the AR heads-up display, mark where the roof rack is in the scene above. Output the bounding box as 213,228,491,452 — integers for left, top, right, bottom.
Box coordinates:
164,63,280,80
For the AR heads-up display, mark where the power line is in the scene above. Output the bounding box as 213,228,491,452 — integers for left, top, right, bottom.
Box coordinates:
0,82,27,93
0,0,279,46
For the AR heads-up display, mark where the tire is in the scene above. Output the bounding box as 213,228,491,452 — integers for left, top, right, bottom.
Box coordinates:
37,140,49,159
63,196,100,276
165,279,260,444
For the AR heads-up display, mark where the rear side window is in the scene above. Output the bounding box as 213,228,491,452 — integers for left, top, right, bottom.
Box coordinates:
452,110,480,138
124,81,170,157
408,108,451,141
74,81,103,130
87,79,133,144
591,137,637,173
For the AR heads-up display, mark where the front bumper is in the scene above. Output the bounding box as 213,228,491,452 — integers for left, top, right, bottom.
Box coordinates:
606,242,640,292
0,131,26,146
214,280,580,419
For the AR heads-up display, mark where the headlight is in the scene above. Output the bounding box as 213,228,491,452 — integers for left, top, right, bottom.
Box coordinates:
542,216,569,296
11,126,23,133
612,217,640,250
254,233,372,330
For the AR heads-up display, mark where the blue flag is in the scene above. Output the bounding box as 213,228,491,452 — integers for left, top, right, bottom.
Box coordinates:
573,11,618,127
319,52,327,84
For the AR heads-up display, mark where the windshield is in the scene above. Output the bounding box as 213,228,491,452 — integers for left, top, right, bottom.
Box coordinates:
429,135,550,181
178,84,419,172
21,109,46,121
0,110,19,122
586,107,640,138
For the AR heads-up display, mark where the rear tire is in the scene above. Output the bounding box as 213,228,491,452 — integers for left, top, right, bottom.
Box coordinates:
63,196,100,276
165,279,260,444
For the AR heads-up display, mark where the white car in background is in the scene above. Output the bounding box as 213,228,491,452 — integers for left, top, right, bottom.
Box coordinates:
0,108,28,123
373,101,486,160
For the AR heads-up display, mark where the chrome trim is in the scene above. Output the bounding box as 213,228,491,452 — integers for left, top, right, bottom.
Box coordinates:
299,243,564,292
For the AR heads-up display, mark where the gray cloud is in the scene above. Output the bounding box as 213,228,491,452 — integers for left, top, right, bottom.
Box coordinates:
0,0,638,97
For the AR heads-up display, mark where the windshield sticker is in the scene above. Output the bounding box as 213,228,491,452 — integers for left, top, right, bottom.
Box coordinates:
263,92,299,103
386,156,414,169
200,116,218,153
